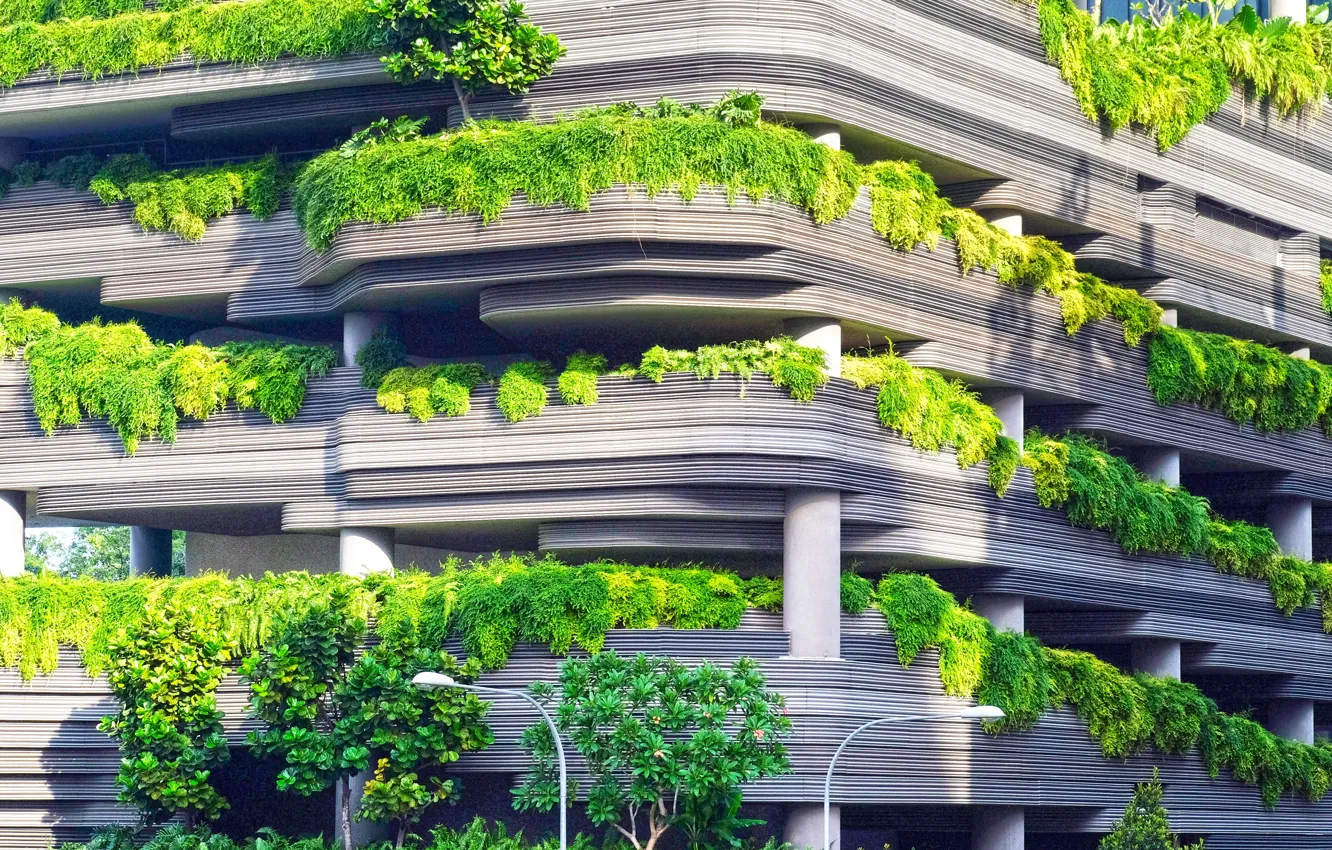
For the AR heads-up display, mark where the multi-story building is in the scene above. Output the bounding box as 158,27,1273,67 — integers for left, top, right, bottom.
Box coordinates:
3,0,1332,847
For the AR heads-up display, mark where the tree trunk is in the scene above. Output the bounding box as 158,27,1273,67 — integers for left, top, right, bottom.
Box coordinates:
340,779,354,850
396,819,408,850
451,76,472,123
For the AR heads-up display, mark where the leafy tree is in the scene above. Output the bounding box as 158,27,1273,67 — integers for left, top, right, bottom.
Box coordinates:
332,643,493,849
62,526,131,580
366,0,566,122
242,591,368,850
99,602,232,828
1100,769,1204,850
513,651,792,850
24,530,63,575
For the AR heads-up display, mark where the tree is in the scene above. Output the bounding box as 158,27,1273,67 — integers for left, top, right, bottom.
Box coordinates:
367,0,566,122
62,526,131,580
1100,769,1204,850
331,643,493,849
514,651,792,850
241,591,367,850
99,602,232,828
24,530,63,574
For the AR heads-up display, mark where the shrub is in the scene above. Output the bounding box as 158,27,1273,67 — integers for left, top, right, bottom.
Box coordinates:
495,361,553,422
376,363,488,421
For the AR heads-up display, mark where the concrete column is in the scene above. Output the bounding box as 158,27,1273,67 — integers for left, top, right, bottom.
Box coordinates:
982,208,1022,237
336,773,392,846
342,312,391,368
1269,699,1315,745
0,491,23,577
1136,448,1180,488
339,527,394,576
803,123,841,151
973,806,1023,850
0,139,28,171
785,802,837,850
982,389,1024,452
1268,497,1313,560
784,317,842,378
1159,308,1178,328
1131,638,1181,679
784,488,841,659
972,593,1023,633
129,527,173,577
1270,0,1306,21
1282,343,1312,360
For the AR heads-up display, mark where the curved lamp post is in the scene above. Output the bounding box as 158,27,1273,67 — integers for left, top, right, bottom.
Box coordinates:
823,705,1006,850
413,672,568,850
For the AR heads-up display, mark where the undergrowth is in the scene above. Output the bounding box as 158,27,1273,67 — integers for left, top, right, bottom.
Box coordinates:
0,300,335,453
877,572,1332,807
1036,0,1332,150
0,0,381,87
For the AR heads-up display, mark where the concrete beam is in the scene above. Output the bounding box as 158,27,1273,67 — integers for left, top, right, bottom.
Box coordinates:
784,487,841,659
339,527,395,576
0,491,23,577
973,806,1023,850
972,593,1023,634
1131,638,1181,680
129,527,173,577
785,317,842,378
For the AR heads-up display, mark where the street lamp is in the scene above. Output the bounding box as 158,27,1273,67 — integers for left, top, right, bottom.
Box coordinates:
413,672,569,850
823,705,1005,850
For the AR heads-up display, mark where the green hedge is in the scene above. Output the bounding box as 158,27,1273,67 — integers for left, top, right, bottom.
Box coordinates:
877,571,1332,807
0,300,335,453
1147,325,1332,435
0,0,198,26
0,0,381,86
1037,0,1332,150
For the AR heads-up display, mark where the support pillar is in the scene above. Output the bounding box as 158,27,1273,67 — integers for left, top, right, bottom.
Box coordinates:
784,488,841,658
0,491,23,577
1269,0,1306,20
1282,343,1312,360
1269,699,1315,745
1135,448,1180,488
0,139,28,171
785,802,837,850
129,527,173,577
339,527,394,576
1268,497,1313,560
803,123,841,151
785,317,842,378
342,311,392,368
982,389,1024,452
973,806,1023,850
1160,308,1179,328
335,772,392,847
982,208,1022,237
1131,638,1181,679
972,593,1023,633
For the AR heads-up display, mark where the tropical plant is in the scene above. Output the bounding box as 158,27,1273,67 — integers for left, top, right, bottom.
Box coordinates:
366,0,564,121
513,651,792,850
1100,769,1205,850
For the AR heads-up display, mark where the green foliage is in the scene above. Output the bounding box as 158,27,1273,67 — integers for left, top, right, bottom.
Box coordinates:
514,651,791,850
59,824,342,850
839,571,874,613
1323,259,1332,315
376,363,489,420
54,526,132,581
1037,0,1332,150
843,351,1019,495
294,106,863,251
0,301,335,453
99,601,232,825
496,361,553,422
332,643,492,849
1147,325,1332,435
0,0,382,87
635,336,829,401
557,352,607,406
368,0,563,122
1100,769,1205,850
356,328,409,387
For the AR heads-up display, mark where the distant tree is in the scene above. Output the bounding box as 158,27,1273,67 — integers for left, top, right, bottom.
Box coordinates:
367,0,566,122
61,526,130,580
24,530,64,575
1101,769,1204,850
514,651,792,850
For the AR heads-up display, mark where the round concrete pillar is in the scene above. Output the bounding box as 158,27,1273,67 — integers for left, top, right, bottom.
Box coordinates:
784,488,841,659
0,139,29,171
982,389,1024,452
784,317,842,378
130,527,173,577
0,491,25,577
1159,308,1179,328
336,772,392,846
1267,497,1313,560
973,806,1023,850
342,312,392,368
1269,698,1314,745
982,208,1022,237
785,802,837,850
1283,343,1312,360
1131,638,1181,679
339,527,394,576
972,593,1024,634
1270,0,1306,20
1136,448,1180,488
803,123,841,151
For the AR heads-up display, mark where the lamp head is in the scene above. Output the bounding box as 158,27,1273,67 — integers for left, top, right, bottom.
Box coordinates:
959,705,1006,720
413,671,458,691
